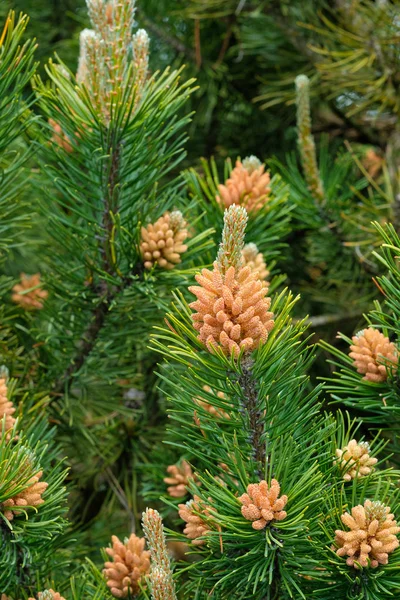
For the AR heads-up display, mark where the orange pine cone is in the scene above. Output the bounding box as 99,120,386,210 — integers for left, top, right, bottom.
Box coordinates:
189,262,274,357
103,533,150,598
164,460,197,498
140,210,189,270
334,500,400,569
2,469,48,521
0,377,16,441
239,479,287,530
216,157,271,213
349,328,398,382
11,273,48,311
178,495,212,546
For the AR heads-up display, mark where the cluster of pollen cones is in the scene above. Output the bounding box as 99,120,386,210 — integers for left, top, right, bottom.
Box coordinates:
216,157,271,213
103,533,150,598
349,328,398,382
189,262,274,357
334,500,400,568
140,211,188,270
240,479,287,530
2,468,48,522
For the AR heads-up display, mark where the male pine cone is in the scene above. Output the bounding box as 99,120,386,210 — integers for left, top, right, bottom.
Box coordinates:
1,467,48,521
0,377,16,440
189,263,273,357
349,328,398,382
335,439,377,481
334,500,400,568
216,157,271,213
103,533,150,598
178,495,212,546
239,479,287,530
140,211,188,270
164,460,196,498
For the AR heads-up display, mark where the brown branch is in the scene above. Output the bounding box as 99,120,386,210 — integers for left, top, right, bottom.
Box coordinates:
53,139,125,397
101,142,121,276
53,292,112,395
213,16,235,68
238,357,265,478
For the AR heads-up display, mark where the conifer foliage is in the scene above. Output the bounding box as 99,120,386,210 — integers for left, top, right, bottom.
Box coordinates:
151,208,400,599
2,1,400,599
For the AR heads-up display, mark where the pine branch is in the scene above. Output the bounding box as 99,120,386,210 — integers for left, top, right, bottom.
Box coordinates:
295,74,325,206
238,357,265,478
101,141,121,276
213,15,235,68
53,136,124,397
53,291,111,395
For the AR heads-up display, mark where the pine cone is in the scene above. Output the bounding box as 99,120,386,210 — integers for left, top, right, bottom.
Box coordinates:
349,328,398,382
189,262,274,357
11,273,48,311
334,500,400,568
241,243,269,283
140,211,188,270
194,385,230,420
103,533,150,598
216,157,271,213
178,495,212,546
0,377,16,441
239,479,288,530
335,439,378,481
1,468,48,521
164,460,197,498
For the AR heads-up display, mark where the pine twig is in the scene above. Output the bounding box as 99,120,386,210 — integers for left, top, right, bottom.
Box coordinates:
53,292,112,395
238,357,265,478
295,74,325,205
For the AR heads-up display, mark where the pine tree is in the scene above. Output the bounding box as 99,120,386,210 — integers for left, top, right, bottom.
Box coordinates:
2,1,400,599
19,0,210,552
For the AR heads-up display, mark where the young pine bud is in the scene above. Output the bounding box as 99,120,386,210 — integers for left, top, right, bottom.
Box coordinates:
295,74,325,205
217,205,248,274
142,508,177,600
